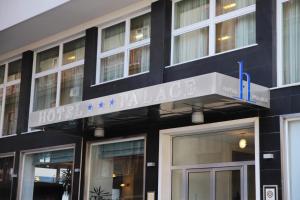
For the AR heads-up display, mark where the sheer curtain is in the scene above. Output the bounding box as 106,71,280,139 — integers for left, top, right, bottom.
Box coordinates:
174,28,209,64
216,0,255,15
101,23,125,52
175,0,209,29
101,53,124,82
235,12,256,49
283,0,300,84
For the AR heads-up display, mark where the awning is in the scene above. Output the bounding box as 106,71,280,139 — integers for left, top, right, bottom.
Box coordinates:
29,73,270,128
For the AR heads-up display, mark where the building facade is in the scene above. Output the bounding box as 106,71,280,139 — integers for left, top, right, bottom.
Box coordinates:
0,0,299,200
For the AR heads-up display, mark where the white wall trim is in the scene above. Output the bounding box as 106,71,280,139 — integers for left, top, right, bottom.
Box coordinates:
0,0,154,62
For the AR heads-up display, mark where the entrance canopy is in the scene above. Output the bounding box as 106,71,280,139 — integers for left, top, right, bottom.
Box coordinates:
29,73,270,128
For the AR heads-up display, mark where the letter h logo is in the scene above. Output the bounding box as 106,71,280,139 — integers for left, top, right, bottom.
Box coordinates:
238,61,251,102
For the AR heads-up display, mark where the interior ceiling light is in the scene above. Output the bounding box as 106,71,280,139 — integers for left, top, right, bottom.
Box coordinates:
120,183,126,187
239,138,247,149
135,33,144,40
223,3,237,10
218,35,231,41
67,55,76,60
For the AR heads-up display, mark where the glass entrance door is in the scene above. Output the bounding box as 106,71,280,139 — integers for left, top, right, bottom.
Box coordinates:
186,167,243,200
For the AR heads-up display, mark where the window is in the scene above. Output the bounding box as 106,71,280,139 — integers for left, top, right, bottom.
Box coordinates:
277,0,300,86
0,59,21,137
86,138,145,200
0,155,14,200
282,118,300,200
97,12,151,83
19,148,74,200
31,36,85,112
172,0,256,65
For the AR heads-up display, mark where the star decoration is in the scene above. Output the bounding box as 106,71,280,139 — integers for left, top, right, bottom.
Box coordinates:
99,101,104,108
88,104,93,111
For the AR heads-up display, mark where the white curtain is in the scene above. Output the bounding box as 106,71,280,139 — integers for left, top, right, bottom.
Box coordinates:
101,23,125,52
283,0,300,84
216,0,255,15
175,0,209,29
101,53,124,82
235,12,256,48
174,28,209,64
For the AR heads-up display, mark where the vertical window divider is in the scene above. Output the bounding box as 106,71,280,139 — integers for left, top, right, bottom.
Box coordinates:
56,44,63,107
209,0,217,56
170,0,176,65
0,63,8,136
124,18,131,78
277,0,284,86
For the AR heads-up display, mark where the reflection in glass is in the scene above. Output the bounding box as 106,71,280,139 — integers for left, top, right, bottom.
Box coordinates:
101,22,125,52
216,170,241,200
60,65,83,105
130,13,151,43
100,53,124,82
216,0,255,15
172,128,255,166
8,59,21,82
129,45,150,75
216,13,256,53
282,0,300,84
0,65,5,84
0,156,14,200
175,0,209,29
63,37,85,65
88,140,145,200
21,149,74,200
188,172,211,200
36,47,59,73
33,74,57,111
174,27,209,64
3,84,20,136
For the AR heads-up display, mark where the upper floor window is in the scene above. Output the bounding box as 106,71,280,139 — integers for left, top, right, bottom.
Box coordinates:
0,59,21,136
31,36,85,112
172,0,256,65
277,0,300,86
97,12,151,83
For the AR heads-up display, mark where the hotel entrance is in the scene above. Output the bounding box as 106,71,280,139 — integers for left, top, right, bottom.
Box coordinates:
159,118,259,200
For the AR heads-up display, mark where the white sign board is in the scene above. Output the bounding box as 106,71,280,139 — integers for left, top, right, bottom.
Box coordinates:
29,73,270,128
263,185,278,200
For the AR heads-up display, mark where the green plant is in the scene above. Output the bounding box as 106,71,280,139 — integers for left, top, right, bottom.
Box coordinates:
90,186,111,200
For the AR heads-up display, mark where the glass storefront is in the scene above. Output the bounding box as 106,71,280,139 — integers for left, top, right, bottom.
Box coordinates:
20,148,74,200
87,139,145,200
0,156,14,200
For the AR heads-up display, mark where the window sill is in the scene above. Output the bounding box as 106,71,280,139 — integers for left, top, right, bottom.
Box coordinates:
91,71,149,87
166,43,258,69
0,134,17,139
271,82,300,90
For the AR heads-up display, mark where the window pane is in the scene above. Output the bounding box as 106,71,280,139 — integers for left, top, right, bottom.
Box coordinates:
60,65,83,105
63,37,85,65
21,149,74,200
33,74,57,111
172,128,254,166
8,59,21,82
172,170,183,200
248,165,256,200
216,170,241,200
188,172,211,200
174,27,209,64
216,13,256,53
101,22,125,52
0,89,3,126
216,0,255,16
88,140,145,200
3,84,20,136
100,53,124,82
0,65,5,84
36,46,59,73
130,13,151,43
129,45,150,75
175,0,209,29
282,0,300,84
0,156,14,200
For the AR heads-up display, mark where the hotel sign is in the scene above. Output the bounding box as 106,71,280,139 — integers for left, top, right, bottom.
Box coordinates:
29,72,270,128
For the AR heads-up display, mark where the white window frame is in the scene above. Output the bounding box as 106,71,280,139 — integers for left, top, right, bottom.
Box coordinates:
158,117,260,200
95,9,151,85
29,33,85,115
17,144,76,200
84,136,147,200
0,57,22,138
280,114,300,200
170,0,257,66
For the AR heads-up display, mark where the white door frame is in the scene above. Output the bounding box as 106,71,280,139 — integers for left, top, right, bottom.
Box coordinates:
158,117,260,200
